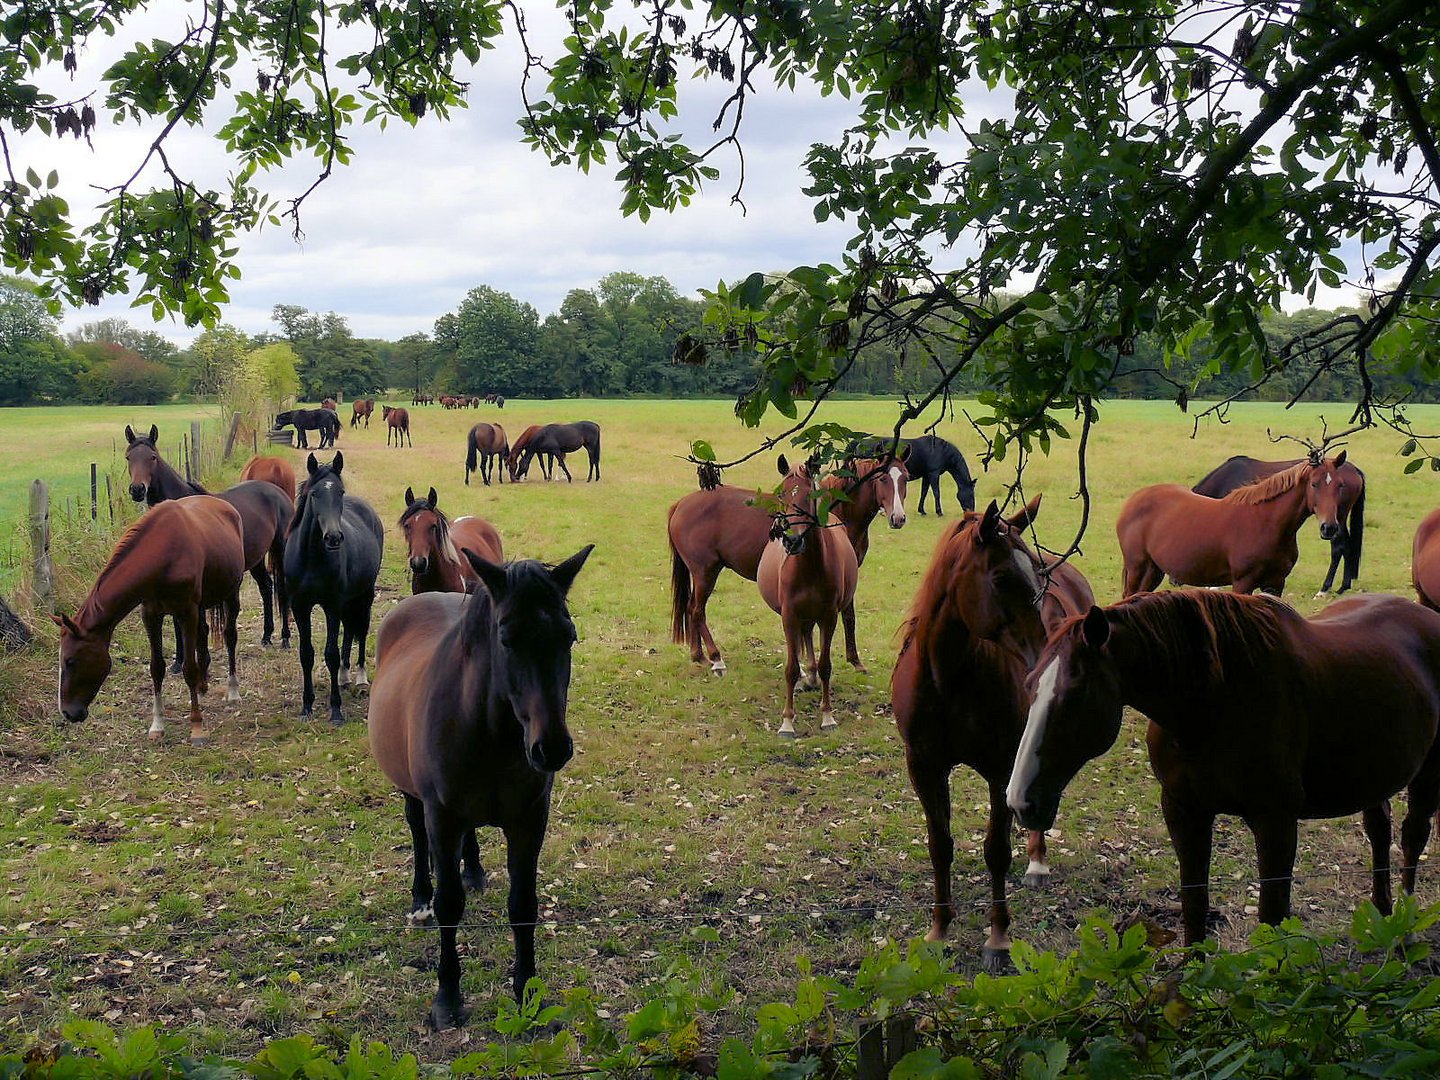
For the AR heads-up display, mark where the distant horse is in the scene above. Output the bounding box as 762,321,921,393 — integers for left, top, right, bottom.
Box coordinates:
856,435,976,516
275,408,340,449
351,398,375,429
514,421,602,482
283,453,385,725
757,456,858,736
668,457,906,674
893,497,1094,968
1194,454,1365,594
126,425,292,649
321,398,338,412
1007,589,1440,944
506,425,552,481
382,405,412,447
1115,454,1351,596
464,423,509,486
55,497,245,746
399,486,504,594
239,454,297,503
368,545,593,1027
1413,508,1440,610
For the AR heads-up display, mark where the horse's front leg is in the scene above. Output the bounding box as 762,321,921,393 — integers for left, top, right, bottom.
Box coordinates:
224,592,241,702
816,615,838,731
777,618,801,738
1024,828,1052,887
404,794,435,923
294,604,316,720
142,606,168,741
1246,813,1298,929
427,812,470,1028
178,605,209,746
322,606,344,726
982,781,1016,971
1362,802,1394,914
557,454,572,482
273,553,291,648
1399,758,1440,896
1162,792,1215,944
503,810,550,1002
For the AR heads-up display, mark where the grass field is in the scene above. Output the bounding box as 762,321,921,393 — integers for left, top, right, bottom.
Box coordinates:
1,396,1439,1058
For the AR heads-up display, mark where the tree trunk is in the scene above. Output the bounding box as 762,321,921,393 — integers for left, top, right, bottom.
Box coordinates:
0,592,32,650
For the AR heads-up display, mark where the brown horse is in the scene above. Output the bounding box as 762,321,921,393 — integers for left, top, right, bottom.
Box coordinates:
126,425,292,649
321,398,337,412
513,422,601,482
757,456,858,737
1008,589,1440,944
368,545,593,1027
382,405,412,447
399,486,504,594
55,497,246,745
1413,508,1440,610
464,422,509,486
506,425,549,481
239,454,297,503
351,398,375,429
893,497,1094,968
668,457,907,674
1115,453,1351,596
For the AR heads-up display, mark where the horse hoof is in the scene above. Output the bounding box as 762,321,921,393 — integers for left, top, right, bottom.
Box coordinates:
777,721,797,739
281,639,291,650
849,659,868,672
299,710,313,723
1023,872,1050,888
820,713,838,731
147,730,163,743
329,712,345,728
981,946,1013,974
710,660,727,676
407,902,435,926
428,999,468,1031
190,736,209,748
462,869,486,893
226,687,241,703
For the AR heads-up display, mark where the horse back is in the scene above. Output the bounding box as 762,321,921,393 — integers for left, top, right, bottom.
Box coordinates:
165,496,247,602
1040,557,1095,632
451,516,504,566
668,486,772,581
220,480,292,568
1191,456,1287,497
239,455,297,502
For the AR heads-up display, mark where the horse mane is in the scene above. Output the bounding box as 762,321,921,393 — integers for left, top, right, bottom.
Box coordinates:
1221,461,1309,505
80,508,160,623
398,497,460,565
289,472,322,534
898,517,971,660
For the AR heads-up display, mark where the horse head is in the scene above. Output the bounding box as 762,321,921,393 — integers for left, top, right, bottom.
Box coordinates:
399,486,448,576
52,612,110,723
934,498,1051,661
1305,450,1358,542
853,456,909,530
1006,605,1125,831
305,452,347,550
772,454,826,555
463,545,594,773
123,424,162,502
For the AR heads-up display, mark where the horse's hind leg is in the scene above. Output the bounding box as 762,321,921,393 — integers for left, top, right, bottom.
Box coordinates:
143,607,168,741
350,597,374,688
224,592,241,703
252,561,275,646
462,829,485,893
273,547,291,648
404,795,435,923
1399,753,1440,896
841,598,866,670
817,616,837,730
169,615,184,674
907,755,955,942
1363,802,1394,914
689,565,724,670
982,781,1016,971
178,605,209,746
1024,828,1052,887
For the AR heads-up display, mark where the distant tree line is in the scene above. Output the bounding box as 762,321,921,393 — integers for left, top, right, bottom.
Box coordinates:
0,270,1427,408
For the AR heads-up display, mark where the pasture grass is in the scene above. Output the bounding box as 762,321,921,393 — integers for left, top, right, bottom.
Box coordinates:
1,395,1439,1059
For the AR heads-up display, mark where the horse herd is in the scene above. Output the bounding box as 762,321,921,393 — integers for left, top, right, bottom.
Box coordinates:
45,420,1440,1028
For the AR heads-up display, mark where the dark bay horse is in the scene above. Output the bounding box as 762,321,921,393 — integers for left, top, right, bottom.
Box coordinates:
668,457,906,674
56,497,246,745
399,486,504,594
757,456,858,736
1413,508,1440,610
275,408,340,449
382,405,412,447
1194,454,1365,594
1115,454,1350,596
893,497,1094,968
515,421,602,482
368,545,593,1027
283,453,385,726
506,425,551,481
464,422,509,486
1007,589,1440,944
351,398,375,429
126,425,292,648
239,454,297,503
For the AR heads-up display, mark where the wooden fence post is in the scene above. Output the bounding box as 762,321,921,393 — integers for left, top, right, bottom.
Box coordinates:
90,462,98,522
222,411,242,461
183,431,192,482
29,479,54,614
105,474,114,526
191,421,203,475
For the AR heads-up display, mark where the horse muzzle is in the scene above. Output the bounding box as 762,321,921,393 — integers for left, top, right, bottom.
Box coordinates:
60,704,88,723
781,531,806,556
1319,521,1339,541
1008,791,1059,833
409,556,430,575
889,512,907,530
526,728,574,773
323,532,344,550
129,484,146,502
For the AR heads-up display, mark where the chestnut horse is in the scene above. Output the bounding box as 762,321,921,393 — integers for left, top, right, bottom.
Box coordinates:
757,456,858,737
506,425,550,481
668,457,907,674
126,425,292,649
399,486,504,594
513,421,602,482
464,422,509,486
382,405,412,447
351,398,375,429
1194,454,1365,594
1115,454,1350,596
368,545,593,1027
1412,508,1440,610
55,497,246,745
893,497,1094,968
239,454,297,503
1008,589,1440,944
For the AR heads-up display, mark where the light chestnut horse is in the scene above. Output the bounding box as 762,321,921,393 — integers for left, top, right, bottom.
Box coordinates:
1413,508,1440,611
757,456,858,737
239,454,297,503
398,486,504,594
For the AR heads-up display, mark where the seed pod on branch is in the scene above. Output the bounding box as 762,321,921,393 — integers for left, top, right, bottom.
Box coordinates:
824,320,850,350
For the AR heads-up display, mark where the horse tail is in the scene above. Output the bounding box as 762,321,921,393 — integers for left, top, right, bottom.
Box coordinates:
668,516,690,644
1345,477,1366,584
207,604,225,647
465,427,478,484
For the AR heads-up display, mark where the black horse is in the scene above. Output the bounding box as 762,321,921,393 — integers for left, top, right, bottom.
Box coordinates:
515,421,602,482
1193,454,1366,594
851,434,976,516
367,545,593,1027
283,453,384,725
275,408,341,449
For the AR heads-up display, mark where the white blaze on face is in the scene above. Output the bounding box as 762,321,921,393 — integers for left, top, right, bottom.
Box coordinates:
888,466,907,524
1007,659,1060,813
1011,547,1042,605
1325,471,1333,486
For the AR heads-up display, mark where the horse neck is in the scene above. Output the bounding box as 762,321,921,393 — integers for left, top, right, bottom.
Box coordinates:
414,549,467,594
829,477,879,547
77,542,158,637
148,456,204,503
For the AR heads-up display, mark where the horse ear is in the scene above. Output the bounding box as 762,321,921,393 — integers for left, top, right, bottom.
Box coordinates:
1007,494,1043,531
51,612,80,634
124,425,136,445
777,455,790,476
1333,449,1347,467
307,453,319,476
332,451,344,474
148,424,158,443
427,487,438,508
1082,606,1111,648
461,548,509,599
550,544,595,596
404,486,416,506
978,500,1002,542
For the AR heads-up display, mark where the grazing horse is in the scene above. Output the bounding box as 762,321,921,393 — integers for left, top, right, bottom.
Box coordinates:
382,405,412,447
1194,454,1366,594
668,457,907,674
514,421,602,482
351,398,375,429
1007,589,1440,944
275,408,340,449
368,545,593,1027
283,453,385,725
1115,453,1350,596
126,425,292,649
506,425,549,481
757,456,858,736
55,497,245,745
1413,508,1440,611
464,422,509,486
399,486,504,594
854,434,976,516
893,498,1094,968
239,454,297,503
